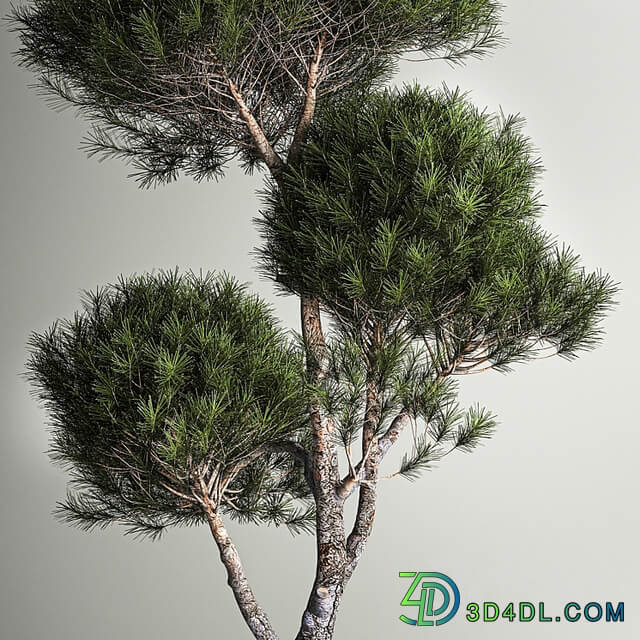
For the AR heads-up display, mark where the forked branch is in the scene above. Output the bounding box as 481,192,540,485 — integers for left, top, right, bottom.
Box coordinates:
288,33,327,163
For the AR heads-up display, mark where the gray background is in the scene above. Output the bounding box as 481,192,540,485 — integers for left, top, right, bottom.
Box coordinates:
1,1,638,638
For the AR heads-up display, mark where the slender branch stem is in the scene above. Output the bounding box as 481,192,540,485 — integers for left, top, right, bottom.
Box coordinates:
344,380,380,580
288,33,326,163
225,75,284,177
205,505,279,640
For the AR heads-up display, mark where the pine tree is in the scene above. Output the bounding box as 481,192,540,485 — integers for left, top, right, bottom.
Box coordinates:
12,2,616,639
256,85,616,636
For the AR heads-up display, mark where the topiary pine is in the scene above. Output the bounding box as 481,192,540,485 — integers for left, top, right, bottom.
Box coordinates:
10,3,618,640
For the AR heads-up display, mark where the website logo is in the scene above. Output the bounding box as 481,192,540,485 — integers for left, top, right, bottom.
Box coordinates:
398,572,624,627
399,572,461,626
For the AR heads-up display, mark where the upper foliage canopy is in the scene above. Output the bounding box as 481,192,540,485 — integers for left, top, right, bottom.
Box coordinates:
26,270,312,537
10,0,503,185
258,85,617,372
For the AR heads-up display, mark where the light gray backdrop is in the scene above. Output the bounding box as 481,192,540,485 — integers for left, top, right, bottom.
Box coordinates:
1,2,638,638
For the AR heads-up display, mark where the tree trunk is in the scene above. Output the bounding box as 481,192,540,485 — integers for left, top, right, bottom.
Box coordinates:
294,501,346,638
294,406,348,640
206,510,279,640
295,582,344,640
295,294,347,639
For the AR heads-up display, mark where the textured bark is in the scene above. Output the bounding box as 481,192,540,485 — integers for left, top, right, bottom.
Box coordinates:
296,289,347,639
226,76,285,178
294,411,347,640
301,295,328,380
206,509,279,640
378,412,411,458
288,34,326,164
296,583,344,640
345,381,381,581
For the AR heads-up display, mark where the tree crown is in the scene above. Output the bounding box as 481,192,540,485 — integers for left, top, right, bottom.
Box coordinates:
10,0,503,185
26,270,313,538
258,84,618,371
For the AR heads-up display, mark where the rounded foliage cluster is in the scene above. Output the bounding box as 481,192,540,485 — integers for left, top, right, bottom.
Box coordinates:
26,270,309,536
9,0,502,184
258,85,617,366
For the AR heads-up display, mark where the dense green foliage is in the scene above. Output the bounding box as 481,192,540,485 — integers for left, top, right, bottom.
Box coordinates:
13,2,618,636
26,271,312,537
10,0,503,184
258,85,617,372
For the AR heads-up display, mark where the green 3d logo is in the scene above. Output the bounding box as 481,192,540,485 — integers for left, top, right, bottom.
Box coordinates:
399,572,461,627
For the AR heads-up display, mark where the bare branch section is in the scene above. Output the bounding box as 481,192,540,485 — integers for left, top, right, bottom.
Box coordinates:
226,75,285,177
344,380,380,579
205,504,280,640
335,411,410,500
378,412,412,458
288,33,327,163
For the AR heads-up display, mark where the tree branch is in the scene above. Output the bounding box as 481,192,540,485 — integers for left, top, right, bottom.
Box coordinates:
270,440,316,498
344,380,380,579
205,504,280,640
335,411,411,500
378,411,412,458
288,33,327,163
225,74,285,177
